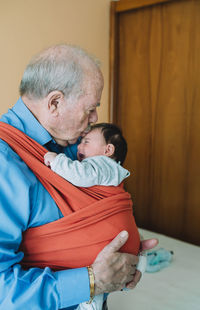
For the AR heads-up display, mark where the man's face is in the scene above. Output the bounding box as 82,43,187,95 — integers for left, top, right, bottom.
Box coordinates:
77,128,107,161
50,75,103,146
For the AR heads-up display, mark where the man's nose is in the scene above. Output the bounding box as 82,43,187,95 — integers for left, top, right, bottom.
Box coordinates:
89,109,98,124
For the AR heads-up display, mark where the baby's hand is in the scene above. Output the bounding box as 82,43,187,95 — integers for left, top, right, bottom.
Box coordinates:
44,152,57,167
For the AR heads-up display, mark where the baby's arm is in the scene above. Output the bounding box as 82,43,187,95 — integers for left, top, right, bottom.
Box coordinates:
44,153,129,187
44,152,100,186
44,153,117,187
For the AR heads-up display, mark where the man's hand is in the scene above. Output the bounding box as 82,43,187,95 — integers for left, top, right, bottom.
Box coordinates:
126,237,159,289
92,231,139,295
92,231,159,294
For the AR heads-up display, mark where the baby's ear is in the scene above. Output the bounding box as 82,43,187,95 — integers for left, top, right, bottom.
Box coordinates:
105,143,115,157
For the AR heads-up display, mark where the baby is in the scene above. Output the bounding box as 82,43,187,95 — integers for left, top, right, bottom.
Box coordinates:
44,123,145,310
44,123,130,188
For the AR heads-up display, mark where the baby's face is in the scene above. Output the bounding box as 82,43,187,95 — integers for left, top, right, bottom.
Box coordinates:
77,128,107,161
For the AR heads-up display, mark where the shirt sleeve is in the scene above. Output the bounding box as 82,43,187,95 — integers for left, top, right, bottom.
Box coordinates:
0,143,90,309
50,154,130,187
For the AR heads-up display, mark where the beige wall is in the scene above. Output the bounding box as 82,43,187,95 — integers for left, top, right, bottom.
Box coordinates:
0,0,111,121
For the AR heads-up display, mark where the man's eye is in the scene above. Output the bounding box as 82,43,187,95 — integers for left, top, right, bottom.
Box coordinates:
85,110,94,116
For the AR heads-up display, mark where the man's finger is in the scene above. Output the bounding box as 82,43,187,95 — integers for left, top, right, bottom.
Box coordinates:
126,270,142,289
100,231,129,255
140,238,158,252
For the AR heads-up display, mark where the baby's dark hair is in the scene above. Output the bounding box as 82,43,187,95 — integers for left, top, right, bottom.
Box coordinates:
90,123,127,165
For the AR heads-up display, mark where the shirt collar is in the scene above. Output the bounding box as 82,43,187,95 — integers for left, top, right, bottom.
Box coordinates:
12,97,53,146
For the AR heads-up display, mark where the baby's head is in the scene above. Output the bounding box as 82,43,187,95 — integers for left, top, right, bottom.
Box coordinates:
77,123,127,165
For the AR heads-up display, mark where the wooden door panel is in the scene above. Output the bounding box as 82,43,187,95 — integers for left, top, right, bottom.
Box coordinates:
113,0,200,244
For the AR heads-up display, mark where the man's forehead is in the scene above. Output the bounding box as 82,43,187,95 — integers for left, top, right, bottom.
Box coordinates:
83,76,103,99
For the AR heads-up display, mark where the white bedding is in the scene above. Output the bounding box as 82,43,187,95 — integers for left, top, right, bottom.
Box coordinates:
108,228,200,310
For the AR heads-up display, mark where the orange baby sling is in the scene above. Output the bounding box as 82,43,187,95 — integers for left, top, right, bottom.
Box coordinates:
0,122,140,270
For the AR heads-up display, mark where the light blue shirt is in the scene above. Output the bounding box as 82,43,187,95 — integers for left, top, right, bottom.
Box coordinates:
0,98,90,310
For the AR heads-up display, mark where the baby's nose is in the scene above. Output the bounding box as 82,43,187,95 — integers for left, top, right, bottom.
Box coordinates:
77,143,82,152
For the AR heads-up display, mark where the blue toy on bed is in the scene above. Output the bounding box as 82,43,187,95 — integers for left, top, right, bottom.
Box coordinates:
146,248,174,273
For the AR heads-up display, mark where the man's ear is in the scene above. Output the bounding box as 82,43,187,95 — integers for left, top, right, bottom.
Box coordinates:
46,91,64,115
105,143,115,157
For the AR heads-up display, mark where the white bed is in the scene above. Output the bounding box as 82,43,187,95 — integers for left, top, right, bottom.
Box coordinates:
108,228,200,310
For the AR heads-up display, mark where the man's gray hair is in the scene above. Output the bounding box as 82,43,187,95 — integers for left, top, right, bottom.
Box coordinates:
19,44,100,100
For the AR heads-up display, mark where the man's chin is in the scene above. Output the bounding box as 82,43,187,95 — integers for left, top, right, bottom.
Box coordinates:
68,138,78,145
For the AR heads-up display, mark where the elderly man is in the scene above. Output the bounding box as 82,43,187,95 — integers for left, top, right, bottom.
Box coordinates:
0,45,157,310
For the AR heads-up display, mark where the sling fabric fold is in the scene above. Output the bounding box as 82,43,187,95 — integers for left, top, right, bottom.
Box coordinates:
0,122,140,270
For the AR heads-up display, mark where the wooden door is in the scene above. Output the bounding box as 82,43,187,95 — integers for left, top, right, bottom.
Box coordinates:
110,0,200,245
